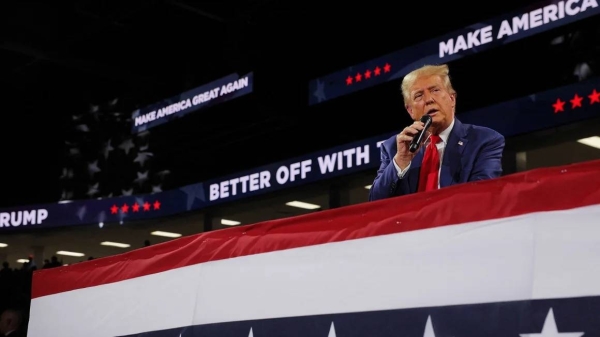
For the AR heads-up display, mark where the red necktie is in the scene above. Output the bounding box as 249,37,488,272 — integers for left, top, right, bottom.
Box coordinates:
418,134,441,192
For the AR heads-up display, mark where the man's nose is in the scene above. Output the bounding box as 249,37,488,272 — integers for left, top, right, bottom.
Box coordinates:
424,94,435,104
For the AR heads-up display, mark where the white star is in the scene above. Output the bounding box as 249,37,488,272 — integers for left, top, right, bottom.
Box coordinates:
328,322,336,337
97,211,106,223
102,139,114,159
573,62,592,81
151,184,162,193
133,151,153,166
118,207,128,222
551,35,565,45
60,189,73,200
76,206,86,220
119,138,135,155
68,147,80,156
86,183,99,197
121,188,133,196
423,316,437,337
75,124,89,132
88,161,101,176
520,308,584,337
133,171,148,185
156,169,170,178
180,183,205,210
313,79,326,102
248,327,253,337
59,168,74,179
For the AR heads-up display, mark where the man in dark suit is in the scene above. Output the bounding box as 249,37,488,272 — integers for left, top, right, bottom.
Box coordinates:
369,64,505,200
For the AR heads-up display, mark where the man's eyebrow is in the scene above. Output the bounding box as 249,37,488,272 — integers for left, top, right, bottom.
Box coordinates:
413,85,439,96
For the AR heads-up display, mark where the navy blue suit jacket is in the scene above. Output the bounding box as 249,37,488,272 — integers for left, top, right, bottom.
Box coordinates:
369,118,505,200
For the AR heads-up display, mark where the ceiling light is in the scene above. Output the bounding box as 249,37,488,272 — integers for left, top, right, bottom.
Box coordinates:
577,136,600,149
16,259,28,263
0,243,7,248
364,185,372,189
56,251,84,257
151,231,182,238
100,241,130,248
221,219,241,226
285,201,321,210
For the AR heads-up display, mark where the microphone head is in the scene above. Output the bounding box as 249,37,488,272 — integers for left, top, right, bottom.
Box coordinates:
420,114,432,124
409,114,433,153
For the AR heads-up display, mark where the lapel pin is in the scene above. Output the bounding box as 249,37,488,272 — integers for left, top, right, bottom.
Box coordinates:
458,141,463,146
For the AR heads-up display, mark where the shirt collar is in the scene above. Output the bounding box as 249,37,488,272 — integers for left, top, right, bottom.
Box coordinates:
437,118,454,145
425,118,454,145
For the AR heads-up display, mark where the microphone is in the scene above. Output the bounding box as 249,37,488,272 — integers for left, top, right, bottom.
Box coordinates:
409,114,433,153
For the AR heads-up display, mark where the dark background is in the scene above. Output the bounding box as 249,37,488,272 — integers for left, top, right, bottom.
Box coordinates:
2,0,596,207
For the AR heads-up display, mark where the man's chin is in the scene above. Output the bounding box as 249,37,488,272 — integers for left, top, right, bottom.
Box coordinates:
429,117,445,131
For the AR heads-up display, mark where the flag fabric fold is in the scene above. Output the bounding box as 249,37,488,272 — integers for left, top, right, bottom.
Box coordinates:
28,160,600,337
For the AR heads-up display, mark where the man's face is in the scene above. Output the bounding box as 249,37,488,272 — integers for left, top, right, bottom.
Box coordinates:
406,74,455,134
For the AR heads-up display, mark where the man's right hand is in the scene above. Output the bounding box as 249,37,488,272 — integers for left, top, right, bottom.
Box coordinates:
394,121,425,170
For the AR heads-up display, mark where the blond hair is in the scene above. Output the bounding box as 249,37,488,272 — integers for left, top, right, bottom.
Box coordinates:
401,64,456,104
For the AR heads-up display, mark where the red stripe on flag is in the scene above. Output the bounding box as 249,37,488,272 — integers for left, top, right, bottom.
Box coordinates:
31,159,600,298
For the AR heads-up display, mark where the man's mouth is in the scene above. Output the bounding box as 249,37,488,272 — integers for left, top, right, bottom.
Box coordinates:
426,109,439,115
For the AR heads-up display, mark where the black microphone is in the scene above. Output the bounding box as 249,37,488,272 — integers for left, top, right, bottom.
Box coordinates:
409,114,433,153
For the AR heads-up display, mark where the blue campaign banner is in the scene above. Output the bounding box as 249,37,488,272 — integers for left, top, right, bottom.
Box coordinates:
0,134,389,231
1,78,599,231
459,76,600,136
131,72,254,133
308,0,600,105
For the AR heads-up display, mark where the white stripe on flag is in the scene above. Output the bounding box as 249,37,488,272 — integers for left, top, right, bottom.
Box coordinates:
28,204,600,337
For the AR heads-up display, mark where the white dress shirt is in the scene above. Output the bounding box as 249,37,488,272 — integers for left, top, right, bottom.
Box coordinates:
393,119,455,188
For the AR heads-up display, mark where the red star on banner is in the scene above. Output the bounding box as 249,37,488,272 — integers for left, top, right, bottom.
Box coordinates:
121,203,129,213
383,63,391,72
552,98,565,113
355,72,362,82
570,93,583,108
132,203,140,212
374,66,381,76
143,202,151,211
364,69,371,79
345,76,353,85
589,89,600,104
153,200,161,210
110,205,118,214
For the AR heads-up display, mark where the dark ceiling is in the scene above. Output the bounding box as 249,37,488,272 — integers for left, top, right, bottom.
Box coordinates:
0,0,539,207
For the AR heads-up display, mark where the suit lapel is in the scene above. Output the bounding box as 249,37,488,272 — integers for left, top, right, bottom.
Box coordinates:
440,119,468,187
